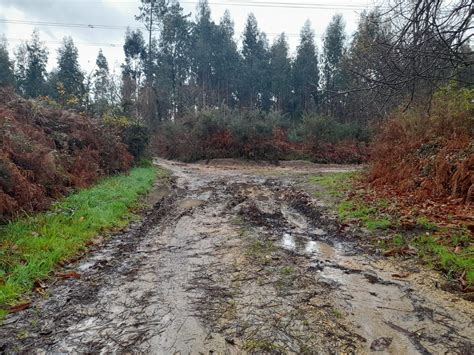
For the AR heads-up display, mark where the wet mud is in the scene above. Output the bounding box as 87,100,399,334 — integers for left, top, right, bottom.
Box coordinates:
0,159,473,354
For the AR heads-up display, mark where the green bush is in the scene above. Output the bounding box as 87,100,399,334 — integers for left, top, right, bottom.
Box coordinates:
123,123,149,160
300,115,370,145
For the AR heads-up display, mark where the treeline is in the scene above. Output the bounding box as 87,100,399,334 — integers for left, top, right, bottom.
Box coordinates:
0,0,471,137
0,3,353,123
0,0,469,126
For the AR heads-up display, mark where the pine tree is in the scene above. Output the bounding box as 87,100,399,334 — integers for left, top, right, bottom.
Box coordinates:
52,37,85,107
15,30,48,98
322,14,346,117
0,37,15,88
293,20,319,114
269,33,291,112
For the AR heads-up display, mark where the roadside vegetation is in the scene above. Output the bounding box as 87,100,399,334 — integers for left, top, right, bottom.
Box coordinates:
153,111,369,164
0,166,159,316
0,89,148,220
309,168,474,293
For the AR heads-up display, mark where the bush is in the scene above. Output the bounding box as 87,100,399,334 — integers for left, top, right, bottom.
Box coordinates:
102,113,150,161
152,109,370,164
123,123,149,160
0,89,133,221
369,84,474,204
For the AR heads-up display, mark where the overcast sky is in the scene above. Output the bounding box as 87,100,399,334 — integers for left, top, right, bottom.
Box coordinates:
0,0,379,74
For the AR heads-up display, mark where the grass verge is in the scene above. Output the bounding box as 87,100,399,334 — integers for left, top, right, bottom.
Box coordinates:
412,233,474,286
308,172,354,198
308,171,474,289
0,166,159,316
308,172,394,231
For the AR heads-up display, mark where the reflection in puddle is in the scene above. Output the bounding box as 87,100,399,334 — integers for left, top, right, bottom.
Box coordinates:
278,233,423,353
280,233,336,259
305,241,318,253
281,233,296,250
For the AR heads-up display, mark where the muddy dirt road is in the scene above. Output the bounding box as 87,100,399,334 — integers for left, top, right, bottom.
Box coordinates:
1,159,473,354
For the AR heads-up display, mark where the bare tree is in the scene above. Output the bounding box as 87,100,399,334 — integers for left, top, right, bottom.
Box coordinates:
343,0,472,114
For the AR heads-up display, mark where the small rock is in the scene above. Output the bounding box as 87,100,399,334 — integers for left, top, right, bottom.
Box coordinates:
370,337,392,351
225,337,235,345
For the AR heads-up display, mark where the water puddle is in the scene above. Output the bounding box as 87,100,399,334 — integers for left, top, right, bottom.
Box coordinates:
281,233,296,250
280,233,335,260
277,232,463,353
304,240,318,254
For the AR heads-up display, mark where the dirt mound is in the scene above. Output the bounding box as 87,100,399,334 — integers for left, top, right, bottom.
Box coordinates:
0,89,133,220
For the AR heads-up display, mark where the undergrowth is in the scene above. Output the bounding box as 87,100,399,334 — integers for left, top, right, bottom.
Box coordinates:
0,166,159,316
0,89,134,220
369,84,473,205
411,233,474,286
152,110,370,164
308,171,474,290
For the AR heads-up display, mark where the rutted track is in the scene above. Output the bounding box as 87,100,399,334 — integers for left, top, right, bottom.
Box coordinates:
1,159,473,354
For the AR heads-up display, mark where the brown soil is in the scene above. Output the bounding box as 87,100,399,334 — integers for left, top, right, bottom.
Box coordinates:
0,159,472,354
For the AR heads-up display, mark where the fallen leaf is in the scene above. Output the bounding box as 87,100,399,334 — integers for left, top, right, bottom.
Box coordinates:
384,245,416,257
459,270,467,289
9,302,31,313
57,271,81,279
33,280,46,294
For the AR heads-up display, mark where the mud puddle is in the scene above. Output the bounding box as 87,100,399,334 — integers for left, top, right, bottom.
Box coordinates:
275,228,474,354
0,158,472,354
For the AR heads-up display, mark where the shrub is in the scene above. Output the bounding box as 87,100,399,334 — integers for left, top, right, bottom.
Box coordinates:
152,109,370,164
0,89,133,221
369,84,474,204
103,113,150,161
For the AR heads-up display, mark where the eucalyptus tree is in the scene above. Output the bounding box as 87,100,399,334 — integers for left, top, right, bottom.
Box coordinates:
0,36,15,88
15,30,49,98
321,14,346,117
241,13,271,110
269,33,292,112
293,20,319,114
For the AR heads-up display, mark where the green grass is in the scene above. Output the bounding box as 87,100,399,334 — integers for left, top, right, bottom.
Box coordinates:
309,172,394,231
309,172,473,288
245,238,276,265
243,339,283,352
0,167,159,314
412,234,474,286
308,172,356,197
337,200,393,230
415,216,438,231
